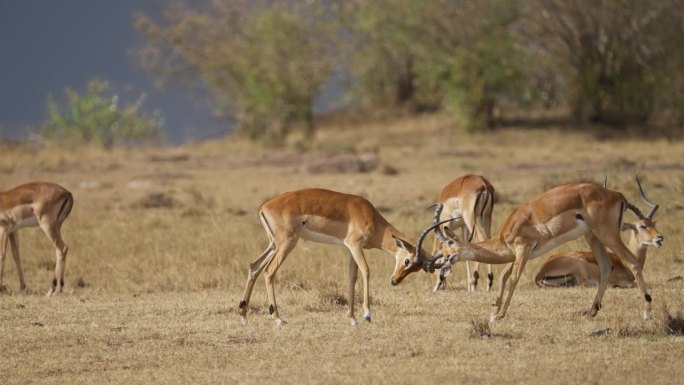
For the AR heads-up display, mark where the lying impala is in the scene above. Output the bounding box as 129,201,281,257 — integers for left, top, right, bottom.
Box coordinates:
0,182,73,296
422,181,654,323
238,188,448,326
432,174,495,292
536,178,662,288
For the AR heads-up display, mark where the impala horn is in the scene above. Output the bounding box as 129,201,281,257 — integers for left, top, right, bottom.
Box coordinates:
416,203,455,271
425,203,447,244
636,176,659,219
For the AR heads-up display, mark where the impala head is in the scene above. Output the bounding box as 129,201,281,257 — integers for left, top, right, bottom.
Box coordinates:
623,177,663,248
390,204,461,285
390,236,425,285
436,227,477,264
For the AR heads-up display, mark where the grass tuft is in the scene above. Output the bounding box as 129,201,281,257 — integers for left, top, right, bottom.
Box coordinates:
132,192,179,209
468,318,492,338
317,280,348,308
661,305,684,335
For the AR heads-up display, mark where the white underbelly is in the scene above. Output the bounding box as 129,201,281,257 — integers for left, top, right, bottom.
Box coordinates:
301,228,344,245
531,222,589,258
11,217,39,232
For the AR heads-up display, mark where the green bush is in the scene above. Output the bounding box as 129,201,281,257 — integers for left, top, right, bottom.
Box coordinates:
39,79,163,148
341,0,527,130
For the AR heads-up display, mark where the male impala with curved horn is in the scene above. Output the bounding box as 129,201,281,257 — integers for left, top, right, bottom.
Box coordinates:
535,178,662,288
425,180,654,323
431,174,495,292
0,182,73,296
238,188,449,326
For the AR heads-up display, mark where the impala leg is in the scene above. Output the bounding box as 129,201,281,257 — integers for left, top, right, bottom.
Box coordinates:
433,262,449,292
491,246,530,323
603,236,652,320
9,232,26,291
0,230,8,291
479,199,494,292
486,264,494,292
433,271,446,292
239,242,275,324
493,263,513,308
346,242,371,322
631,268,652,320
583,234,611,318
465,261,477,291
40,219,67,297
264,237,298,326
347,252,359,326
461,225,476,292
594,215,653,320
432,235,447,292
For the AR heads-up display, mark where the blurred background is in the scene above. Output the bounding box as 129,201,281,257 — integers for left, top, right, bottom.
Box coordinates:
3,3,684,382
2,0,683,148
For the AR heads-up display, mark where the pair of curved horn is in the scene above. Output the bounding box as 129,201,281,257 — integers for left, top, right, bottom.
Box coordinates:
626,177,660,220
415,203,456,270
636,177,659,219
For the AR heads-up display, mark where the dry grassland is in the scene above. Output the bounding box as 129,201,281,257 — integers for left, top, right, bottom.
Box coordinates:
1,115,684,384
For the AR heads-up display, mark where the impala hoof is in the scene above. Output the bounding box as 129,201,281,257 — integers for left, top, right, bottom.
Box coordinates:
363,310,371,322
643,310,652,320
582,308,599,319
433,282,445,293
240,316,248,326
275,319,287,327
489,314,498,324
350,318,358,326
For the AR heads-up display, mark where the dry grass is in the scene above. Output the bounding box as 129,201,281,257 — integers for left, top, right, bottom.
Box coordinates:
1,114,684,384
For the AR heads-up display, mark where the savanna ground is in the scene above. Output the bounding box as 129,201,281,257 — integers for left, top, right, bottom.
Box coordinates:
1,115,684,384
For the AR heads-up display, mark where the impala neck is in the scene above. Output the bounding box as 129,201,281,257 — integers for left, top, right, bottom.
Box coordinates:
378,225,412,255
626,232,648,268
460,238,516,265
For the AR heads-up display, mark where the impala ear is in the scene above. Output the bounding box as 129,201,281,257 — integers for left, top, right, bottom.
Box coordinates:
393,235,408,250
443,226,458,241
621,223,637,232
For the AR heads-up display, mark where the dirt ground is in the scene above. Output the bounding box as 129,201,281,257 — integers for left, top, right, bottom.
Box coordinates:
1,114,683,384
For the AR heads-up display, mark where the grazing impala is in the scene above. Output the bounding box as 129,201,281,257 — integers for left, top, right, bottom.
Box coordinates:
431,174,495,292
423,180,654,323
238,188,448,326
536,178,662,288
0,182,73,296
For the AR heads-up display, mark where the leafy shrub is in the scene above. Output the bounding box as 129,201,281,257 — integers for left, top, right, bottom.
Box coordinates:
38,79,163,148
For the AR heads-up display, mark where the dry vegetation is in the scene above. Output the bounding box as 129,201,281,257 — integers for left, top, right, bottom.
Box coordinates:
1,115,684,384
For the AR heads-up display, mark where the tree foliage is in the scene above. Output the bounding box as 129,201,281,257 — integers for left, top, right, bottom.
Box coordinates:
338,0,527,129
135,0,684,141
40,80,163,148
135,0,334,145
522,0,684,126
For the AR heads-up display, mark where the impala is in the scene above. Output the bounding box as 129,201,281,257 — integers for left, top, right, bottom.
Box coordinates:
424,180,654,322
431,174,495,292
0,182,73,296
238,188,449,326
535,178,662,288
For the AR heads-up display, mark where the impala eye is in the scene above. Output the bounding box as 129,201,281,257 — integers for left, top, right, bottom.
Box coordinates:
447,240,455,246
639,225,647,229
404,258,410,267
